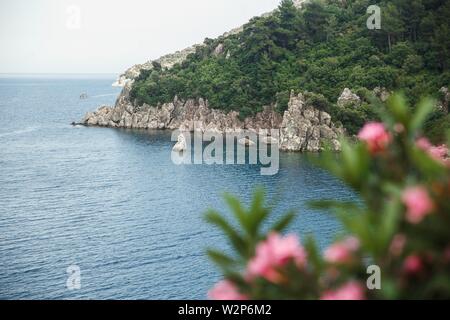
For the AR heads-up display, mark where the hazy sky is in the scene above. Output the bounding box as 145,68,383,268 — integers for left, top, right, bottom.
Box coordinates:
0,0,281,74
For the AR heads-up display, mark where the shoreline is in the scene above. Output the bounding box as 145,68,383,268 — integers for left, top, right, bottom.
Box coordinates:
78,89,344,153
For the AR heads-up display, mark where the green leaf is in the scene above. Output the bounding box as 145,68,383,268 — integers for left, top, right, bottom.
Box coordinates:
247,188,270,236
410,147,446,178
205,209,247,257
410,97,435,132
381,278,399,300
340,139,364,188
224,271,247,287
250,188,265,215
355,142,370,180
379,198,402,253
207,249,236,268
270,210,296,233
309,200,362,212
224,193,249,231
387,93,409,125
315,150,341,178
304,235,323,273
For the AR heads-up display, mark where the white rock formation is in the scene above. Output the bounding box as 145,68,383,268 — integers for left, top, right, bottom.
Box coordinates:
279,92,343,152
173,134,187,152
438,87,449,113
337,88,361,108
373,87,391,102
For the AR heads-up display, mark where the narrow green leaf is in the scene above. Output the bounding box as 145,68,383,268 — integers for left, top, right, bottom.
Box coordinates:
387,93,408,125
410,147,446,178
304,235,323,273
224,193,249,230
205,210,247,257
270,211,296,233
380,198,401,251
250,188,265,215
410,97,435,132
247,188,269,236
309,200,362,212
207,249,236,267
341,139,362,187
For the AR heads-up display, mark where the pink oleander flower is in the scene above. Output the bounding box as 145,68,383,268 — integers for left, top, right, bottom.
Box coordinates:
246,233,306,283
358,122,392,154
401,186,434,224
389,234,407,257
416,137,433,150
321,281,366,300
403,255,424,275
416,137,449,164
324,237,360,264
208,280,248,300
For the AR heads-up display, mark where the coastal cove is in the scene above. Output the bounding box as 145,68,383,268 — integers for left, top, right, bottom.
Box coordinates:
0,75,356,299
1,0,449,302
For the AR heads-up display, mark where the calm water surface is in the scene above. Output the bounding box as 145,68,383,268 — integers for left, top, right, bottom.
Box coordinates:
0,75,356,299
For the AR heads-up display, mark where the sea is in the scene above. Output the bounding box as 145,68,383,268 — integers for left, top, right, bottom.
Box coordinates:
0,74,356,299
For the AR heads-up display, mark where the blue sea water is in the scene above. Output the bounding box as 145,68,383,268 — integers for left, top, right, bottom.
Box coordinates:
0,74,356,300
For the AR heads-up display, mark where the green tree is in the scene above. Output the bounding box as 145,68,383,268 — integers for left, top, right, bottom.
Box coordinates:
383,3,406,52
303,1,328,42
432,24,450,71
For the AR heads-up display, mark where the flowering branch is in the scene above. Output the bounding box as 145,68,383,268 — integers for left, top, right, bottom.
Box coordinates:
206,93,450,300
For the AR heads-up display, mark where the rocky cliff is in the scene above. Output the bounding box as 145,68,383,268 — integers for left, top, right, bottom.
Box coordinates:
280,92,343,152
112,45,202,87
81,87,343,152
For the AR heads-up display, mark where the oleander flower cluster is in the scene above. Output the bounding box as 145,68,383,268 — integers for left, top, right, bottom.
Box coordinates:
205,94,450,300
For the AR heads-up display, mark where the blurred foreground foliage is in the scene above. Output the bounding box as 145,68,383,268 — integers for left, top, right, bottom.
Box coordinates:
206,94,450,300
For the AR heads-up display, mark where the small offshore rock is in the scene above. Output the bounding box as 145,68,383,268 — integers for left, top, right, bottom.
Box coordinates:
173,134,187,152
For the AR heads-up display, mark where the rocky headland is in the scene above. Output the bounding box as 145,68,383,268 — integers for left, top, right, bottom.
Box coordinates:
78,2,347,153
80,85,344,152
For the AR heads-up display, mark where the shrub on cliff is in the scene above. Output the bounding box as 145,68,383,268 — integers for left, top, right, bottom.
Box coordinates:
205,93,450,300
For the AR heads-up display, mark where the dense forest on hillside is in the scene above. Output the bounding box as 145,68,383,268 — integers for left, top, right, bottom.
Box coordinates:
130,0,450,137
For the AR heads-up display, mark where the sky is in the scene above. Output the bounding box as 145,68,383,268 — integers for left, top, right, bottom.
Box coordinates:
0,0,281,74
